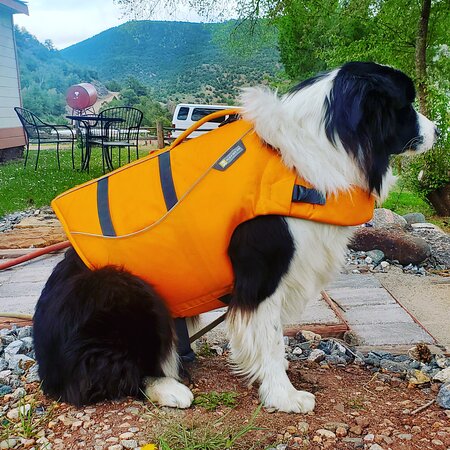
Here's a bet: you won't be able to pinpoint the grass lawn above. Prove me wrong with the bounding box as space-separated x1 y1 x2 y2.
0 146 448 232
382 187 449 232
0 143 154 217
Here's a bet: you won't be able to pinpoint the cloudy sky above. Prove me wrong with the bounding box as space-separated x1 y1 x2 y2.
14 0 204 49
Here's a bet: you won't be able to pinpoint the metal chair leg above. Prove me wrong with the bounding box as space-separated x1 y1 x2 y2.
34 142 40 171
23 142 30 168
71 140 75 169
56 142 61 170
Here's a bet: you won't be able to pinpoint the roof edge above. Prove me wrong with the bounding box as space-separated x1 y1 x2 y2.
0 0 29 15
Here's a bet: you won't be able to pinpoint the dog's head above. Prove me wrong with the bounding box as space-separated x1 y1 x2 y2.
241 62 438 196
320 62 437 194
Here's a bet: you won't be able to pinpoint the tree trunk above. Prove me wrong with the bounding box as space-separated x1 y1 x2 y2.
415 0 431 115
426 183 450 217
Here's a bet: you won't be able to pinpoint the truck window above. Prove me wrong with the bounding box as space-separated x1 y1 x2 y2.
177 107 190 120
191 108 226 123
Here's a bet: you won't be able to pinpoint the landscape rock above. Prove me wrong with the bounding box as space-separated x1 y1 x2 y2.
297 422 309 434
307 349 325 363
315 429 336 439
436 383 450 409
298 330 321 342
365 250 385 266
121 440 138 449
411 226 450 269
368 445 384 450
397 433 413 440
350 228 431 265
407 369 431 386
433 367 450 383
8 354 35 374
0 384 12 396
323 422 349 432
371 208 407 229
17 326 32 340
24 362 40 383
403 212 426 225
435 355 449 369
3 340 25 359
0 439 17 449
380 359 408 374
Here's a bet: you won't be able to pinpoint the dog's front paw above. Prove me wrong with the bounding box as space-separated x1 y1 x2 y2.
261 386 315 413
144 377 194 409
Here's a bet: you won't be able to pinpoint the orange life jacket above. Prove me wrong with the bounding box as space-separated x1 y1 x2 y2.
52 110 375 318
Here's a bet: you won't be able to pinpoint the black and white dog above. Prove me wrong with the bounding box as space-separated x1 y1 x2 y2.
33 62 437 413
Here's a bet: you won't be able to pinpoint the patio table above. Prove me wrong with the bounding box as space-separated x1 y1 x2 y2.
67 114 124 171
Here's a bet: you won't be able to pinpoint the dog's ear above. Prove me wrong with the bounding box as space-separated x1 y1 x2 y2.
325 62 416 195
327 62 415 136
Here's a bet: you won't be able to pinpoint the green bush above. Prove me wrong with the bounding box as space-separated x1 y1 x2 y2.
401 84 449 198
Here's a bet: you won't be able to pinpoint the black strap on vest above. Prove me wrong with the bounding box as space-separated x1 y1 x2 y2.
219 294 232 305
158 152 178 211
97 178 116 236
174 318 196 363
292 185 326 205
175 294 231 363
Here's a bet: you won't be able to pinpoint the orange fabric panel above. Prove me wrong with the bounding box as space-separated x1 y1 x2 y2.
52 117 375 317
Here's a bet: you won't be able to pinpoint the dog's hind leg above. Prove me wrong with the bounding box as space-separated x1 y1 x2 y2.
143 346 194 408
228 294 315 413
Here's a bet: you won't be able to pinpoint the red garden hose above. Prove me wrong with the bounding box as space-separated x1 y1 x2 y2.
0 240 71 271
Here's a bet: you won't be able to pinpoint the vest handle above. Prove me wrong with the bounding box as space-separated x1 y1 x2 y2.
170 108 242 148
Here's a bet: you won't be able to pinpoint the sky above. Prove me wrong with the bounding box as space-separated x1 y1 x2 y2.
13 0 205 50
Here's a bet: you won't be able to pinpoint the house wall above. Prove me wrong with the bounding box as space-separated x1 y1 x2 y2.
0 4 25 159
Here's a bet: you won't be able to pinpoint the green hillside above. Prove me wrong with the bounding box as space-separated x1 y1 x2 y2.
15 27 98 122
61 20 282 103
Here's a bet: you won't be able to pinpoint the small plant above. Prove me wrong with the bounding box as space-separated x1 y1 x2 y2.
157 406 262 450
346 395 366 410
193 391 238 411
0 393 57 443
0 417 14 443
196 341 215 357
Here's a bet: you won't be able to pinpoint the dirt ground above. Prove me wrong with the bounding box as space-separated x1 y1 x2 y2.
2 353 450 450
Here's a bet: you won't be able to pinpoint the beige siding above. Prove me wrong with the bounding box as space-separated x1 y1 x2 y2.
0 7 21 134
0 6 23 149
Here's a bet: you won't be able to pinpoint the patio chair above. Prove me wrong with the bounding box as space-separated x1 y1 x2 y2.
87 106 143 171
14 107 76 170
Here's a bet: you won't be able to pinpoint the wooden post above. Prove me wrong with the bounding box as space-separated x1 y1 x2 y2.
156 121 164 149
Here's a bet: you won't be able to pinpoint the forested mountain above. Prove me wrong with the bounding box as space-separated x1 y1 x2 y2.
15 20 281 122
61 20 281 103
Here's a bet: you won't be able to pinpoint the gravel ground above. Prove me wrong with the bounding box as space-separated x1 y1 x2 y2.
1 326 450 449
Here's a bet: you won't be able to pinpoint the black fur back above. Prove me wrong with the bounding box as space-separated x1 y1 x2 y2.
33 248 174 406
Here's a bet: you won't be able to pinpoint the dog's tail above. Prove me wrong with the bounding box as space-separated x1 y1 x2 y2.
33 248 175 406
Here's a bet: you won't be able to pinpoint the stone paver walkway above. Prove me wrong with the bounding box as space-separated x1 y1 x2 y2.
327 274 434 346
0 251 437 348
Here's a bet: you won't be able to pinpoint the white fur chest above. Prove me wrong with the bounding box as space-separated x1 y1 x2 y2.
281 218 354 320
